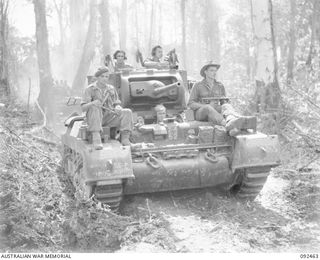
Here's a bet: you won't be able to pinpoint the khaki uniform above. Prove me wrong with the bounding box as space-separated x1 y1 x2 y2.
143 56 169 69
144 56 161 63
81 81 133 133
188 79 239 125
114 62 132 71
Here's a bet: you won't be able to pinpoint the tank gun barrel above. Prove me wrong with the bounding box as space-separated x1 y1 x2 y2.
153 82 180 96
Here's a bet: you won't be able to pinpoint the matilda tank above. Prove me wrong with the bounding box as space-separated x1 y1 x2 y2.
61 68 281 210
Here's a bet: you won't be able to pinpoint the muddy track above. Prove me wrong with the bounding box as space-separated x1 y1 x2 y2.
118 166 320 253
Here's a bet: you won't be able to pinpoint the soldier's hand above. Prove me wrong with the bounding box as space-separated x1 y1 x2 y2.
91 99 102 107
114 105 122 115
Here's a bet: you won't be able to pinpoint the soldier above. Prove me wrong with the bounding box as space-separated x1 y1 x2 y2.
143 45 169 69
188 62 256 136
113 50 133 71
81 67 133 149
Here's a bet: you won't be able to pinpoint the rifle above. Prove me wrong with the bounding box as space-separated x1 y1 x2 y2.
66 96 117 115
201 97 233 105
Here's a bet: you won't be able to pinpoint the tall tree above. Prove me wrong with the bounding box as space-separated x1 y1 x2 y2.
157 2 162 45
306 0 319 67
0 0 9 96
251 0 281 112
205 0 220 62
287 0 296 83
119 0 127 50
100 0 111 56
148 0 155 50
71 0 98 93
33 0 54 123
181 0 187 69
69 0 87 77
53 0 66 52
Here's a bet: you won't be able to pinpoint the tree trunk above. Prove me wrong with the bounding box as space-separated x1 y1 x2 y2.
245 37 251 80
134 2 140 47
33 0 54 124
69 0 86 80
287 0 296 83
53 0 65 52
0 0 9 97
189 0 200 73
100 0 111 56
205 0 220 62
71 0 98 93
306 0 318 67
119 0 127 50
157 2 162 45
251 0 281 112
249 0 257 80
181 0 187 69
148 0 155 50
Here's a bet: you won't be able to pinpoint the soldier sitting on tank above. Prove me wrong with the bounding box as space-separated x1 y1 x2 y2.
188 62 257 136
113 50 133 71
143 45 170 70
81 67 133 150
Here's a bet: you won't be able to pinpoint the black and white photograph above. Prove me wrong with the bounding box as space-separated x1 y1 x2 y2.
0 0 319 256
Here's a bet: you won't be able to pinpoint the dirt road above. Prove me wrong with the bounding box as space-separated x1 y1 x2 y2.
119 163 320 253
1 103 319 253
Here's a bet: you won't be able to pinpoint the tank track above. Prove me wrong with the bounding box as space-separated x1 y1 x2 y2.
231 166 272 200
62 146 123 211
93 180 123 211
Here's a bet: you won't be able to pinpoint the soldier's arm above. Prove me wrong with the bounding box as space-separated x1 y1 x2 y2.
81 87 100 112
112 86 122 106
143 61 160 69
188 83 203 110
220 83 226 97
143 57 167 69
219 83 230 105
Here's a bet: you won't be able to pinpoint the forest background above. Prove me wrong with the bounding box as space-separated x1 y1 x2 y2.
1 0 319 131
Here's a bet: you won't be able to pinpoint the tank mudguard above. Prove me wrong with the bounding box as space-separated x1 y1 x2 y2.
83 142 134 182
62 132 134 182
231 132 281 171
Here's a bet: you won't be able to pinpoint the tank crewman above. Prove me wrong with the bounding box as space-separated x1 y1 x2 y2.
143 45 169 69
113 50 133 71
188 62 257 136
81 67 133 149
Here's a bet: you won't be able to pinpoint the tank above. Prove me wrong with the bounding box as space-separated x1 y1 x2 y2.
61 68 281 210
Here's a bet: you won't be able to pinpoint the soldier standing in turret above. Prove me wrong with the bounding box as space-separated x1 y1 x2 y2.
143 45 169 69
188 62 256 136
113 50 133 71
81 67 133 149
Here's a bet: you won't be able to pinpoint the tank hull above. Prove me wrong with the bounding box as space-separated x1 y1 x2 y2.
125 154 232 194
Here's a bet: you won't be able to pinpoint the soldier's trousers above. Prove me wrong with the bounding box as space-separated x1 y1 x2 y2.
195 104 240 125
86 105 133 133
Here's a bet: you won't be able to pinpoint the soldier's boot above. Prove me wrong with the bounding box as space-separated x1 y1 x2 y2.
225 116 257 132
121 130 131 146
92 131 103 150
